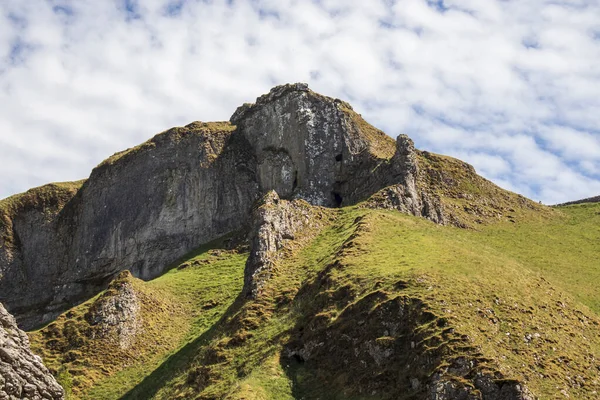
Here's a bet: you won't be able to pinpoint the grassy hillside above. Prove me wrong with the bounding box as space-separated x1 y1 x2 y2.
28 201 600 399
28 238 247 400
416 150 548 228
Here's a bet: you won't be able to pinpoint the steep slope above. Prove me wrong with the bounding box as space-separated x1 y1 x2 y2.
105 199 599 400
28 237 247 399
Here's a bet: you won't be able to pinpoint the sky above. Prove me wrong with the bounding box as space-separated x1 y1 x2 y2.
0 0 599 204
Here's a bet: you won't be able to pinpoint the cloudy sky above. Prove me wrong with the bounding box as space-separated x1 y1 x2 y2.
1 0 599 204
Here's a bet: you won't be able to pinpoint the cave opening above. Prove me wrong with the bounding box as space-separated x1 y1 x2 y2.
332 192 343 207
335 153 343 162
292 354 305 364
292 171 298 191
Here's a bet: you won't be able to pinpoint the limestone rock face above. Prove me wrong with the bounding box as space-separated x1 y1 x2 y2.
364 135 446 224
1 123 260 329
85 271 141 350
244 191 329 298
1 83 463 328
0 303 64 400
232 82 397 206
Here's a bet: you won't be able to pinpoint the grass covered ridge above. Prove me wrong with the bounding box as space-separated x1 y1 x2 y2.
94 121 235 172
0 180 85 249
416 150 550 228
27 200 600 399
0 180 85 219
216 205 600 399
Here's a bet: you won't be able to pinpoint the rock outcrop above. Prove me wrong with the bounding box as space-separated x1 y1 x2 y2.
363 135 446 224
429 359 535 400
231 82 397 206
0 303 64 399
0 83 536 329
244 191 329 298
284 282 534 400
85 271 141 350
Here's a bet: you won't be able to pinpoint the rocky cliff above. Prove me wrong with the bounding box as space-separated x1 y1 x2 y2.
0 303 64 399
0 83 540 330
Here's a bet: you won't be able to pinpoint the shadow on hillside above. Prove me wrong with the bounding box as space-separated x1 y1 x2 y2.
119 292 247 400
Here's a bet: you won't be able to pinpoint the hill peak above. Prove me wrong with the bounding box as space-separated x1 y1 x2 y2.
0 84 544 329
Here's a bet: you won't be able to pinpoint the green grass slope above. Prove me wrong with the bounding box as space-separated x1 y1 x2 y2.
224 204 600 400
28 239 247 400
27 201 600 399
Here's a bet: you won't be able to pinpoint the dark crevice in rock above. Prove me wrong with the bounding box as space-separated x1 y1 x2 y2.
332 192 343 208
292 171 298 191
292 354 305 364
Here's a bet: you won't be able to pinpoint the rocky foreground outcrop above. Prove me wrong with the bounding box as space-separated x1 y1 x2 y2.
85 271 142 350
0 303 64 399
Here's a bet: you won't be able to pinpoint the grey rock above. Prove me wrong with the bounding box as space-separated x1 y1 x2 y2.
473 375 535 400
429 360 536 400
429 376 535 400
363 135 446 224
85 271 141 350
0 303 64 399
233 83 397 207
0 83 472 329
244 191 328 298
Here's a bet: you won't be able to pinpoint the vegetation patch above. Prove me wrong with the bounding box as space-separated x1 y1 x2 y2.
0 180 84 249
416 150 551 227
28 239 247 400
94 121 235 172
337 103 396 160
27 198 600 399
144 204 600 399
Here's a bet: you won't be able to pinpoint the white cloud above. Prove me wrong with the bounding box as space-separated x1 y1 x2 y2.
0 0 599 204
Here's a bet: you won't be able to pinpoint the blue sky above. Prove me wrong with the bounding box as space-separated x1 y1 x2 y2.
1 0 599 204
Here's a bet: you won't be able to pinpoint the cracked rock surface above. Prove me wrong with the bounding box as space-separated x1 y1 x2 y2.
0 303 64 400
85 271 142 350
244 191 330 298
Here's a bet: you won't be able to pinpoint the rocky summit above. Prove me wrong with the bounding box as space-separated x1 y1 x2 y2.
0 83 446 330
1 84 599 400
